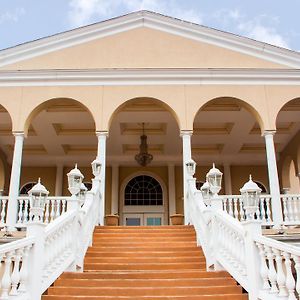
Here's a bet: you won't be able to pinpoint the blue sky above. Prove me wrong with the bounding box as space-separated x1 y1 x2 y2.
1 0 299 51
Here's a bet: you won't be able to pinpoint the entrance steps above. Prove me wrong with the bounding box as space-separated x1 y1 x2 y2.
42 225 247 299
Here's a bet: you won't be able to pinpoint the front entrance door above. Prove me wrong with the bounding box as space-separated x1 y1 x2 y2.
124 213 164 226
122 175 166 226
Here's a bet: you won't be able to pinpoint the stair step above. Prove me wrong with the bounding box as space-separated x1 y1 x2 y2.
46 286 243 296
54 278 236 287
85 251 203 257
43 294 248 299
86 246 200 252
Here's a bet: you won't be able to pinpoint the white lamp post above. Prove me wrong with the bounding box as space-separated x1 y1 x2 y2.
240 175 261 220
91 158 102 179
186 159 196 177
28 178 49 222
201 180 211 205
207 163 223 197
67 164 84 210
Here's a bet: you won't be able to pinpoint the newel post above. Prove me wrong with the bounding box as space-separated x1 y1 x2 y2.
26 179 49 300
240 176 263 299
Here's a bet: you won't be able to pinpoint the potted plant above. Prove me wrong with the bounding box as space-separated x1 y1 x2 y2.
170 214 184 225
105 213 119 226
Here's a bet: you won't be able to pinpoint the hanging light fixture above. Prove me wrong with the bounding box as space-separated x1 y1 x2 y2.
135 123 153 166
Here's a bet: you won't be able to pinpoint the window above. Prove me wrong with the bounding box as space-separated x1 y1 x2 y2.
19 182 37 195
124 175 163 206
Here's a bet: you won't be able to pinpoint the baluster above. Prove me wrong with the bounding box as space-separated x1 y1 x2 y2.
0 199 7 224
260 197 266 222
233 198 239 220
50 199 55 222
10 249 22 295
265 245 279 293
282 251 297 300
1 251 13 299
293 196 299 221
23 199 29 223
55 199 61 218
283 196 289 222
44 199 50 223
265 197 272 223
287 196 295 221
240 198 246 220
256 243 270 290
238 238 246 275
292 255 300 298
62 199 66 213
273 248 288 297
228 198 234 217
19 245 31 293
17 199 23 223
255 199 261 221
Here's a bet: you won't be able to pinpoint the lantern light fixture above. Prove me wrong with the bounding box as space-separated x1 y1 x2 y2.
67 164 84 197
240 175 262 220
206 163 223 196
200 180 211 205
28 178 49 222
79 183 88 205
186 159 196 177
91 158 102 178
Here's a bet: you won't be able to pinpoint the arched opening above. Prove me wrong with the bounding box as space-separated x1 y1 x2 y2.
21 98 97 196
108 97 180 224
19 182 37 195
192 97 268 194
276 97 300 192
0 105 13 195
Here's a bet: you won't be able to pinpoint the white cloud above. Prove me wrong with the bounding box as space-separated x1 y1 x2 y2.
238 19 289 48
68 0 202 27
0 7 25 24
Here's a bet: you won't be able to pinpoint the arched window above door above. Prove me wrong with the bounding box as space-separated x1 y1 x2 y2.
124 175 163 206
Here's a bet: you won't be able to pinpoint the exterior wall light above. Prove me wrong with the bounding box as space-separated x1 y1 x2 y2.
240 175 261 220
91 158 102 179
207 163 223 196
28 178 49 222
67 164 84 197
186 159 196 177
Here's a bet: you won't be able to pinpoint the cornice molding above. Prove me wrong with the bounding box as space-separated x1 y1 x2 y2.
0 68 300 86
0 11 300 68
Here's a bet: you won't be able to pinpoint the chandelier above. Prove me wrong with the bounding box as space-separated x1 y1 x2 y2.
135 123 153 166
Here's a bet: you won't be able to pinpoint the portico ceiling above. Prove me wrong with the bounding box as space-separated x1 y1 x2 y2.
0 97 299 167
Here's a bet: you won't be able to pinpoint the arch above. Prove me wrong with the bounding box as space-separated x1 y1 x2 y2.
19 181 37 195
253 180 268 194
23 97 97 135
289 160 299 193
124 175 163 206
107 97 181 131
192 96 265 133
282 156 293 188
275 97 300 129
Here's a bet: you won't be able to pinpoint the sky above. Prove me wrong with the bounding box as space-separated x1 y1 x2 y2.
0 0 299 52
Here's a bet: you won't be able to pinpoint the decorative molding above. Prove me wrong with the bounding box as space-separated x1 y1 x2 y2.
1 68 300 86
194 122 234 135
0 11 300 68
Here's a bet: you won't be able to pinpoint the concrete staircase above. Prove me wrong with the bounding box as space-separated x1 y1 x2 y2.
43 225 247 299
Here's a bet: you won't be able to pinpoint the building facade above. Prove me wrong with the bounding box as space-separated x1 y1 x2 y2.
0 11 300 226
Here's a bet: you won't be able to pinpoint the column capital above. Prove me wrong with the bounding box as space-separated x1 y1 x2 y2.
96 131 109 138
263 130 276 137
12 131 25 138
180 130 193 137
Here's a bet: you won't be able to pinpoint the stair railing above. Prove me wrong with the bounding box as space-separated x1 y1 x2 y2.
186 162 300 300
0 167 102 300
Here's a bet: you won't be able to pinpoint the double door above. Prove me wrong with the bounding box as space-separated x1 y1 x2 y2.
123 213 164 226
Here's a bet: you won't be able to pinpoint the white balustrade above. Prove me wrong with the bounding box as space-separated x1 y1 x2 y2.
281 194 300 224
255 236 300 300
0 196 8 225
0 237 34 299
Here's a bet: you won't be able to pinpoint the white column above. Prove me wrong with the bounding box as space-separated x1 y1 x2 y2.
168 164 176 219
264 131 283 227
181 130 192 225
97 131 108 225
111 164 119 215
223 164 232 195
7 132 24 229
55 164 63 196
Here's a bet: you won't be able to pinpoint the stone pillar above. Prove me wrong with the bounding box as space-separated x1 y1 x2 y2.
7 132 24 229
264 131 283 227
181 130 192 225
111 164 119 215
168 164 176 220
96 131 108 225
55 164 63 196
223 164 232 195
